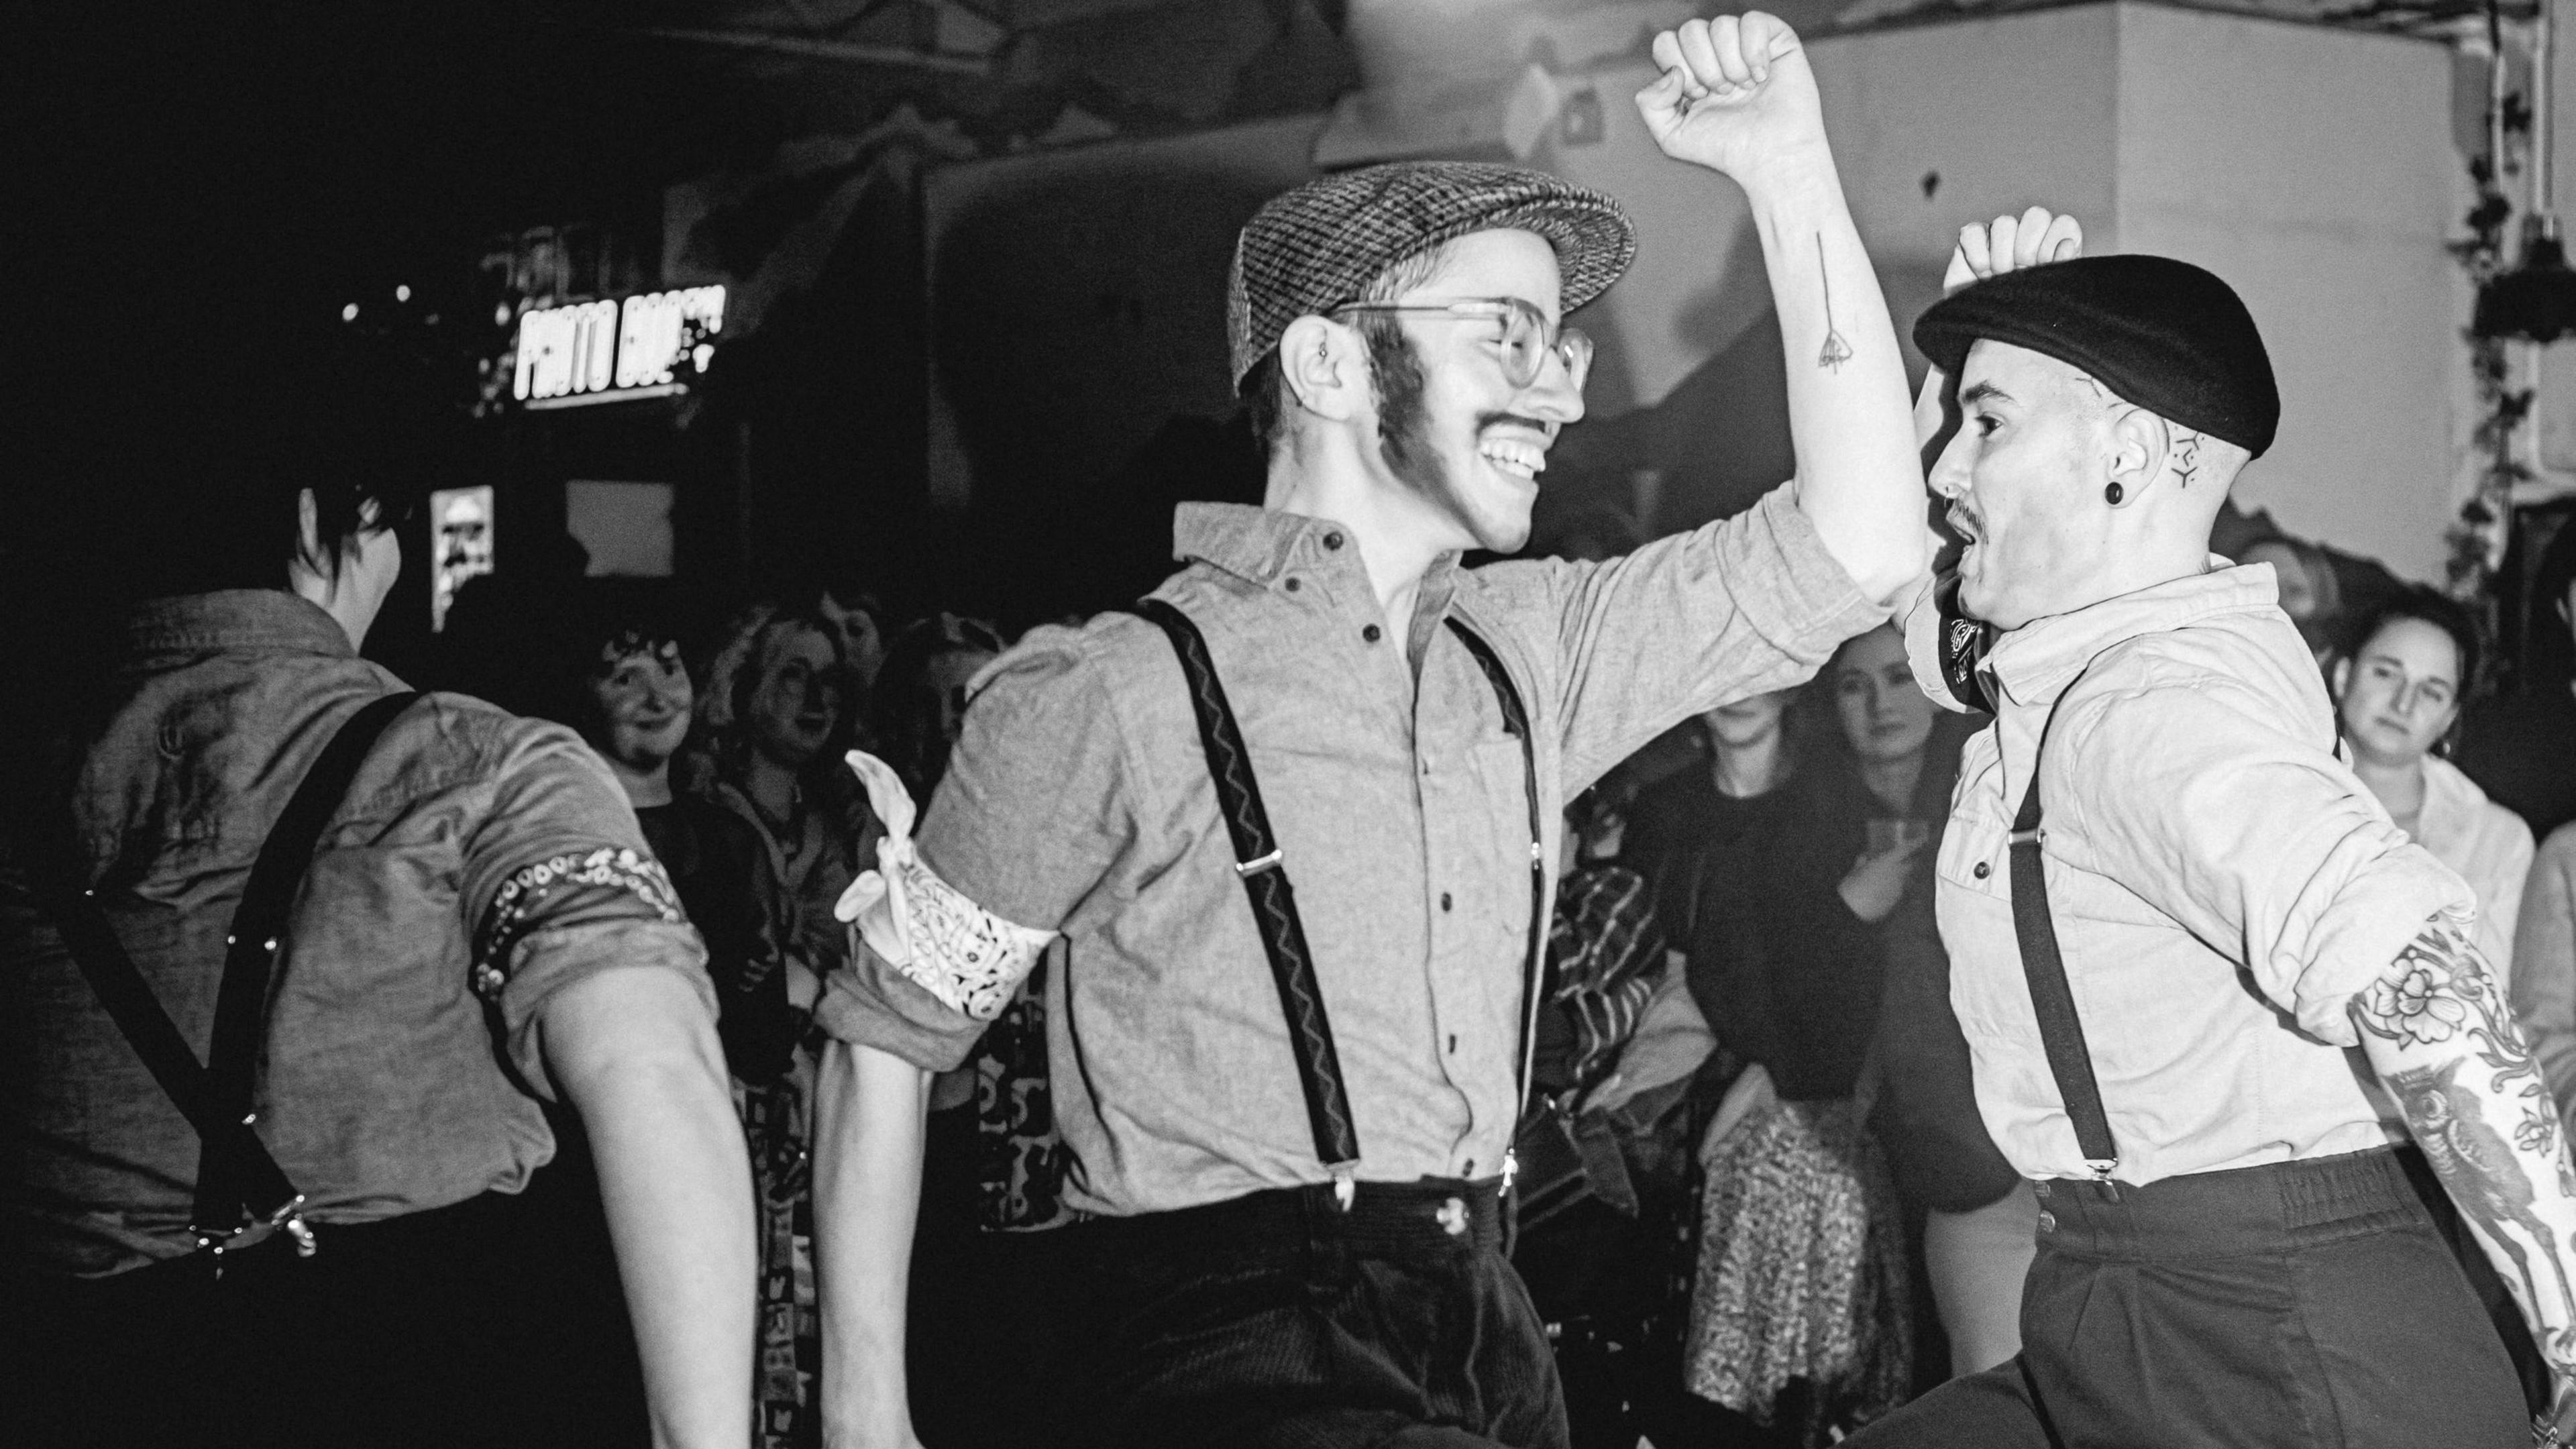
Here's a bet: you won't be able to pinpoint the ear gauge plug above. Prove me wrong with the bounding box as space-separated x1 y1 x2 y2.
2105 482 2124 506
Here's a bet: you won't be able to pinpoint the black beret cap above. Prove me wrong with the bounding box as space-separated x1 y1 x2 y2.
1913 254 2279 457
1228 161 1636 390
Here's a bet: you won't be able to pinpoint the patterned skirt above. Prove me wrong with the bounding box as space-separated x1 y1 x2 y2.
740 1069 820 1449
1684 1095 1912 1444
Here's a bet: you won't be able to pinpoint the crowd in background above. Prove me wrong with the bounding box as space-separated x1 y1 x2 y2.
6 329 2576 1449
341 486 2576 1449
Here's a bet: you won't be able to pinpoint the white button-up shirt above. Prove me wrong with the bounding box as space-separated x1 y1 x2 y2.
1902 563 2476 1186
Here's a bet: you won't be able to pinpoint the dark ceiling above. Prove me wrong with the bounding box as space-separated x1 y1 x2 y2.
12 0 1357 339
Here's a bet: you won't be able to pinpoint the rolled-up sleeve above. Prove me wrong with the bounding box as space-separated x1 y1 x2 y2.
811 631 1132 1072
1526 483 1888 790
2057 680 2477 1046
460 724 717 1097
2514 826 2576 1123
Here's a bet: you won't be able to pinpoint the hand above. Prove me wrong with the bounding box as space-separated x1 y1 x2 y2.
1838 835 1927 923
1943 206 2083 293
2540 1360 2576 1448
1635 13 1826 186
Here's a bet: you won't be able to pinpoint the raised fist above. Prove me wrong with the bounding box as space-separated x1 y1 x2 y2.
1635 13 1826 185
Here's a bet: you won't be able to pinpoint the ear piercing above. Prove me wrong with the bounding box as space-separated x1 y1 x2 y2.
2104 482 2124 506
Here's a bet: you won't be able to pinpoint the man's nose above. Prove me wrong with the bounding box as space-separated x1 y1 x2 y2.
1521 353 1585 425
1928 433 1972 499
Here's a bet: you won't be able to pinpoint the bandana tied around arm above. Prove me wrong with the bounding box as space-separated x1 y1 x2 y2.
833 751 1053 1022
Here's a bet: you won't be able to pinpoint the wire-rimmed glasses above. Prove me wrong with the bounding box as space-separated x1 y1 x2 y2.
1330 297 1592 390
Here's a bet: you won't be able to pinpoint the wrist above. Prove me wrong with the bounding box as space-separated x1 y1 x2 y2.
1731 140 1843 209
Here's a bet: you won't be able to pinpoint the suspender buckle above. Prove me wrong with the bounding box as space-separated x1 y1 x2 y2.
2084 1159 2120 1199
2008 826 2044 847
1329 1164 1357 1212
1234 848 1283 878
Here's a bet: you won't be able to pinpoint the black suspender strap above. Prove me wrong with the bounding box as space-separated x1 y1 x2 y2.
1136 600 1364 1205
36 690 421 1263
2006 710 2120 1185
1440 620 1547 1126
1136 602 1546 1213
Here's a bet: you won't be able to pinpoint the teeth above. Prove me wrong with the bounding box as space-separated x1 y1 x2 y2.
1479 439 1545 479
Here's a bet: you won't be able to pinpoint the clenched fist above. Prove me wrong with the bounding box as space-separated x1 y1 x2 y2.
1635 13 1829 187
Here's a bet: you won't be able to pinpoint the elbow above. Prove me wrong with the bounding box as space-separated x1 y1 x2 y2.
541 967 733 1114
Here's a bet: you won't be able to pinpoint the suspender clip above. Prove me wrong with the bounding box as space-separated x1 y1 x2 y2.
2084 1159 2120 1199
1329 1164 1357 1212
1234 848 1283 878
2008 826 2044 847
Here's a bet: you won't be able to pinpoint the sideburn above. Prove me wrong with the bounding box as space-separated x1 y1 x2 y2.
1361 317 1485 539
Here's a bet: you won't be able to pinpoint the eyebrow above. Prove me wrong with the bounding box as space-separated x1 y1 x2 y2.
1959 382 2014 408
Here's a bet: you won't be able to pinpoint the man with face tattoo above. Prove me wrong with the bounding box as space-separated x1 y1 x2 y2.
1841 212 2576 1448
804 13 1929 1448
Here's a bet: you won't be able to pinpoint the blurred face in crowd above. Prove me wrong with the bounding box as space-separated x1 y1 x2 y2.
2243 540 2318 621
899 644 996 794
1702 686 1793 754
1366 229 1585 555
2334 616 2462 770
586 637 693 773
1832 625 1935 765
747 624 844 771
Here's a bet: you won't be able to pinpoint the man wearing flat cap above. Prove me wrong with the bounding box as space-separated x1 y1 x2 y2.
1846 212 2576 1447
803 12 1927 1448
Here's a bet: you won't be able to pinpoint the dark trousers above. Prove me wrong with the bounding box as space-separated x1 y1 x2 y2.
1847 1146 2528 1449
1 1165 643 1449
1067 1178 1568 1449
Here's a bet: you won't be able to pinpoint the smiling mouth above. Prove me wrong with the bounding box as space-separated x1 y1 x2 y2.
1478 435 1548 482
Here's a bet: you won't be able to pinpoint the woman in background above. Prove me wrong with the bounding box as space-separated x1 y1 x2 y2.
1681 625 2012 1442
2332 588 2533 986
1622 685 1803 947
690 598 883 1449
550 594 810 1444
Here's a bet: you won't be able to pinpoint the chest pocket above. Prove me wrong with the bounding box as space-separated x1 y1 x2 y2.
1937 763 2009 904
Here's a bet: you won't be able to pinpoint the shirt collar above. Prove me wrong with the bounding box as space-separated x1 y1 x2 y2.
1985 559 2277 710
1173 502 1452 590
121 590 358 660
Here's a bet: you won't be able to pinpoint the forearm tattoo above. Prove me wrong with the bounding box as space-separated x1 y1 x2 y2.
1815 234 1852 373
2357 922 2576 1354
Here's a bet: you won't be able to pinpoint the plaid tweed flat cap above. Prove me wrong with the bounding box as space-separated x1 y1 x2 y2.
1226 161 1637 390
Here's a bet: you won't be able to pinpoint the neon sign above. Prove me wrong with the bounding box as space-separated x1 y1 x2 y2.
512 285 725 409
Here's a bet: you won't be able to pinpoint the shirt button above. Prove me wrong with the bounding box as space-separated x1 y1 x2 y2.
1324 531 1344 550
1440 892 1454 912
1974 861 1991 879
2037 1210 2056 1233
1362 624 1382 643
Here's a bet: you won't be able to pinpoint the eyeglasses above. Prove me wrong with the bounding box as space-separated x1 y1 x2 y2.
1330 297 1592 391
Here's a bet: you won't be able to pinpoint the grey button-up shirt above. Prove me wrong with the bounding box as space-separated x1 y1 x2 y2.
1 592 714 1275
821 484 1878 1216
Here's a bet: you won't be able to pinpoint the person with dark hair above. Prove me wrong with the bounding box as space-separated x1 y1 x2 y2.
552 597 834 1448
865 613 1006 806
1849 211 2573 1448
0 413 755 1444
2462 516 2576 841
2333 588 2532 984
809 14 1927 1446
2505 522 2576 1143
1622 685 1803 949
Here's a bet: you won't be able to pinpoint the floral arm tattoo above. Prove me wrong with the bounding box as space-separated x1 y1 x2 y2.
2354 919 2576 1383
